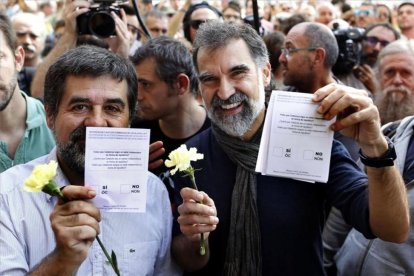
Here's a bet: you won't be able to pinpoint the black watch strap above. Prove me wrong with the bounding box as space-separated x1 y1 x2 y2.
359 137 397 168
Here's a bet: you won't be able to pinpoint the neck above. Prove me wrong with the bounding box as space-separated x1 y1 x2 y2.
403 27 414 39
159 98 206 139
241 108 265 141
24 57 40 67
309 71 336 93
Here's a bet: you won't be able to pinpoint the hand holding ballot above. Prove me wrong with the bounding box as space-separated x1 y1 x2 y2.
312 83 389 157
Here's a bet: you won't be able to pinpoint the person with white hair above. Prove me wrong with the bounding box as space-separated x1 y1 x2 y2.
11 12 46 67
315 1 338 25
375 39 414 124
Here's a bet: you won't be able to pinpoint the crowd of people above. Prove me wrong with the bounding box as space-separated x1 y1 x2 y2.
1 0 414 275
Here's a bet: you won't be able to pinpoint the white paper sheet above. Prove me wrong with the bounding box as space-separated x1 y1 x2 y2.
85 127 150 212
256 91 335 183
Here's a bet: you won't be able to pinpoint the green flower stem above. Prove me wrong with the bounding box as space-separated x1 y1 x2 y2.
188 170 206 256
96 235 120 276
44 182 120 275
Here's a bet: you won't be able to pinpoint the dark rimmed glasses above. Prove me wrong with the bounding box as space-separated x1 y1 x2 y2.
281 47 317 58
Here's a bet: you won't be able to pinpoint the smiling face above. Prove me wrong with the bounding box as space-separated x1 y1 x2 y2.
196 39 270 138
47 75 130 174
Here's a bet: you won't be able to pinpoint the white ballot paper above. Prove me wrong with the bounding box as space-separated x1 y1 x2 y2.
256 91 336 183
85 127 150 212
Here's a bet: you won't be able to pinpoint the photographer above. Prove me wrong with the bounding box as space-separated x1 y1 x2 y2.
334 23 399 95
30 0 132 99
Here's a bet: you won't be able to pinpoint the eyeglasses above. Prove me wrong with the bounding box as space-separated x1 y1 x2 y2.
281 47 317 57
364 36 390 48
190 19 210 30
354 10 374 17
377 12 390 18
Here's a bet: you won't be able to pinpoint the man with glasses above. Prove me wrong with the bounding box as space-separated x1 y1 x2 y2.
324 39 414 276
354 2 376 29
182 1 222 45
171 21 409 276
351 23 400 94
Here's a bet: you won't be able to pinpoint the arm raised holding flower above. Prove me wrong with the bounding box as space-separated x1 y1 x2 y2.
166 145 219 271
29 185 101 275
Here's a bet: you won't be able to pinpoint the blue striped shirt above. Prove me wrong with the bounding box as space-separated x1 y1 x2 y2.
0 148 181 275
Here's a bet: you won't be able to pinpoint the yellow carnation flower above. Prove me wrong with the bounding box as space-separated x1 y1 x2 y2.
24 161 58 192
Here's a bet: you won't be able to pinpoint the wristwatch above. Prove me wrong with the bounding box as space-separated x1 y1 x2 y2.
359 137 396 168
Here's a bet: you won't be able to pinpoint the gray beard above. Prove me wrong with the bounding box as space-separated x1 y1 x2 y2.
55 126 86 174
375 85 414 125
207 91 264 137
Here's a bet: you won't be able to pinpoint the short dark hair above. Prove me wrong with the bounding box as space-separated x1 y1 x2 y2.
302 22 339 69
193 21 269 71
0 12 16 51
130 36 199 96
263 31 285 73
364 23 400 40
44 45 138 121
182 1 222 42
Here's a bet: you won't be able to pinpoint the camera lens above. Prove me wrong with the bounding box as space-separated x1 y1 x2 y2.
89 11 115 38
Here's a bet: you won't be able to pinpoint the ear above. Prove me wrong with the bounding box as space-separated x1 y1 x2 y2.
14 46 25 72
314 48 326 67
175 73 190 95
45 105 54 129
262 62 272 86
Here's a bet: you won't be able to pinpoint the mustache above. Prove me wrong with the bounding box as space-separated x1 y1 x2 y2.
22 43 36 53
211 91 248 108
69 126 87 144
382 85 410 98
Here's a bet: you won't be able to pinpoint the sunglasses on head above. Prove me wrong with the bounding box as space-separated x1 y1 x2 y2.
190 19 210 29
364 36 390 48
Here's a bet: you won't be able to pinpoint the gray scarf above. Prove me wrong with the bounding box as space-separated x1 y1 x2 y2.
212 124 262 276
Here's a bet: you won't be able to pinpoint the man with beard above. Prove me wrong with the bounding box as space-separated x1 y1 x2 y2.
30 0 132 99
0 45 180 275
11 12 46 96
336 23 399 95
375 39 414 125
171 21 409 275
0 13 54 173
323 40 414 276
352 23 399 94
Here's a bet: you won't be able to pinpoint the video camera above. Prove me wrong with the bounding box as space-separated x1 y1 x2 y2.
77 0 124 38
332 24 364 75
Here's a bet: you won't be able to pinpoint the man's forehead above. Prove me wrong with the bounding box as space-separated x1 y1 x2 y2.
196 39 254 71
13 22 43 37
367 27 395 41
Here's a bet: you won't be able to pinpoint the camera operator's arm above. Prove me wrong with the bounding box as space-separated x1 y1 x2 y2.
167 0 192 38
31 0 90 99
353 64 377 95
106 9 130 58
